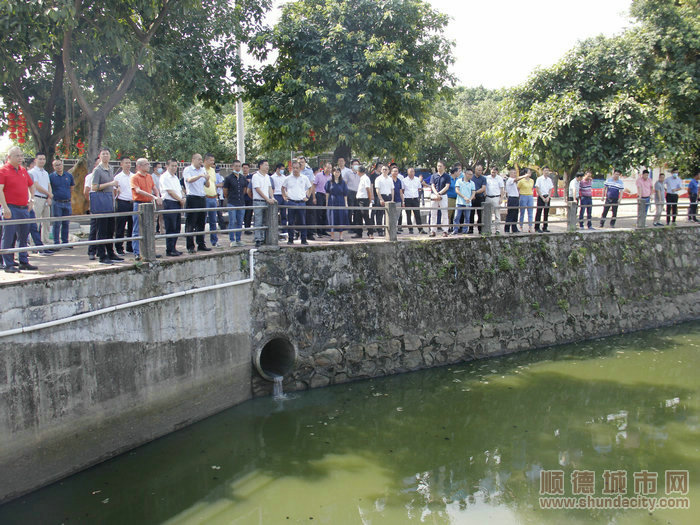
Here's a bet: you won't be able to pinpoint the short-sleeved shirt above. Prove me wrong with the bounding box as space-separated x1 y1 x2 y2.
579 179 593 198
160 172 183 201
204 167 218 198
517 177 534 196
251 171 272 200
604 177 624 200
375 174 394 196
183 165 207 197
688 178 698 196
49 171 75 201
654 180 665 201
28 166 50 197
505 177 520 198
131 171 156 202
356 174 373 200
485 175 504 197
223 172 248 206
402 176 422 199
535 175 554 197
636 177 653 198
343 168 360 192
446 176 458 199
471 174 487 196
270 173 287 195
114 171 134 201
0 163 33 206
313 171 331 194
91 164 114 194
432 172 452 193
455 178 475 205
568 179 580 199
282 174 312 201
665 175 683 194
392 177 403 203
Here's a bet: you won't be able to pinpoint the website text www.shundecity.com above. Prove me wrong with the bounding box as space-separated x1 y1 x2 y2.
538 469 690 511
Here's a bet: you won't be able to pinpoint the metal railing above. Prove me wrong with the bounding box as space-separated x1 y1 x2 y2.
1 197 696 265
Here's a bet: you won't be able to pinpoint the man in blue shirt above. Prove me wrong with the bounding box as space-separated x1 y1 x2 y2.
223 159 248 246
688 170 699 223
454 168 475 234
49 158 75 247
468 164 487 234
664 167 683 225
599 169 626 228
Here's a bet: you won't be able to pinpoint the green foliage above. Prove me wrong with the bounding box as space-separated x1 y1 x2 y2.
414 87 510 168
0 0 270 160
245 0 454 159
498 34 658 176
497 256 513 272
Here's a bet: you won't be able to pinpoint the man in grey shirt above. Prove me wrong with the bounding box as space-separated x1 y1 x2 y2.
653 173 666 226
91 148 122 264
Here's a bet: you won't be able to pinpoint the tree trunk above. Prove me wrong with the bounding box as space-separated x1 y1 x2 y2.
333 142 352 164
442 133 468 167
86 115 106 167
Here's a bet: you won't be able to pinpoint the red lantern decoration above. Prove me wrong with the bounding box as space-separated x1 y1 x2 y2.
7 113 15 120
18 137 25 144
9 133 17 140
38 121 43 129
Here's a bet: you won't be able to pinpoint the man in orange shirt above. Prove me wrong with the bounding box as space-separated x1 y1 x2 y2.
130 158 162 261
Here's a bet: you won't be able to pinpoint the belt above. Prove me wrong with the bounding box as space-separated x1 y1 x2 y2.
487 195 500 198
55 199 71 203
9 204 28 209
290 199 304 203
35 195 47 199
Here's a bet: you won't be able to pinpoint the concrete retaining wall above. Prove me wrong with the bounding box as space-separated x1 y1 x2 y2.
250 228 700 396
1 227 698 502
0 253 253 502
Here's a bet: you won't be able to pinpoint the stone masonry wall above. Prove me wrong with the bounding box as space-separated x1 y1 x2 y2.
250 228 700 396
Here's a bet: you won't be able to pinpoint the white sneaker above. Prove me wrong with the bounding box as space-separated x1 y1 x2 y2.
229 241 236 247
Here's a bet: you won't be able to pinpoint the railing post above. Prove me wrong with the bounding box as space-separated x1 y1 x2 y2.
265 201 279 246
386 201 398 241
482 201 493 234
139 202 157 262
636 198 646 229
567 201 578 232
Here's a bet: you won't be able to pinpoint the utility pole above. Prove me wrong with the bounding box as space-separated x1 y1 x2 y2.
235 43 246 163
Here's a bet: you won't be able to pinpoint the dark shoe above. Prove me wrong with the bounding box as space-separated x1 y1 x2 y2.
65 245 74 250
98 258 113 265
89 254 96 261
18 262 38 270
116 250 125 255
109 254 124 261
287 240 294 245
301 240 309 245
542 228 549 232
4 266 20 273
408 230 414 234
535 228 542 233
174 250 183 255
244 231 253 236
198 246 212 252
166 251 180 256
187 249 196 254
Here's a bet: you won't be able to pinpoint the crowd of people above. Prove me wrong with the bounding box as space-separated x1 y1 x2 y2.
1 145 698 273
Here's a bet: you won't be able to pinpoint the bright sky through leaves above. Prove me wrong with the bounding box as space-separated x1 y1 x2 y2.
258 0 633 89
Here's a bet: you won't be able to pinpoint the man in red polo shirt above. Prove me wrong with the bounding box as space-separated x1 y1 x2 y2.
0 146 38 273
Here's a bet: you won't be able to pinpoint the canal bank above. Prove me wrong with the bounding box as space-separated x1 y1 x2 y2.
0 227 698 502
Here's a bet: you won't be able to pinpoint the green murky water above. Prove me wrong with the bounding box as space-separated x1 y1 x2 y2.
1 322 699 524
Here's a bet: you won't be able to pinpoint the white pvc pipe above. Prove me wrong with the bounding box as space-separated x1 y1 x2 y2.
0 249 257 338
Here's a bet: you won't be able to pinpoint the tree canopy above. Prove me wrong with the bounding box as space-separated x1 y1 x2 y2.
245 0 454 161
497 0 700 177
0 0 270 162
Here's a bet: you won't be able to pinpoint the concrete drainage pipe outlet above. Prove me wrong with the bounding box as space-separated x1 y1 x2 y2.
255 337 297 381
